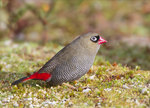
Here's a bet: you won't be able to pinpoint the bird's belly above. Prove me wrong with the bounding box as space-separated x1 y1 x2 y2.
50 57 94 85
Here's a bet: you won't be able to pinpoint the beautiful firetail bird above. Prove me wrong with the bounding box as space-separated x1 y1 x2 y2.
11 32 107 85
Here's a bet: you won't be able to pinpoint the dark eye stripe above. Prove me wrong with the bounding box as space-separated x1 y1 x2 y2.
90 35 99 43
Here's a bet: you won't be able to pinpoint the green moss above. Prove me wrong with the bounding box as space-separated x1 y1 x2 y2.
106 61 111 67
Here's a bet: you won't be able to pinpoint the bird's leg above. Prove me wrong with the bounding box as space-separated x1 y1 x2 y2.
63 83 77 90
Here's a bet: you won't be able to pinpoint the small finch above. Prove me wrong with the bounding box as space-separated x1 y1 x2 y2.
11 32 107 85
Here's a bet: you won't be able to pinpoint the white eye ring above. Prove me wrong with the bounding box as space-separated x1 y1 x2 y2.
90 36 97 42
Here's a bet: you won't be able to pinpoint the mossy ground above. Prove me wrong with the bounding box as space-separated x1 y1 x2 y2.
0 40 150 107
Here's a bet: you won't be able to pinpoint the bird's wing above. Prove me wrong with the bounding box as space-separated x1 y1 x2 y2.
38 44 76 73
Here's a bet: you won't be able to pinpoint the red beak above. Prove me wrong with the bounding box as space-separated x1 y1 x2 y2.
98 36 107 44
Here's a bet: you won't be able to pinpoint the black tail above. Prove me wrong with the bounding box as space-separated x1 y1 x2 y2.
11 76 29 85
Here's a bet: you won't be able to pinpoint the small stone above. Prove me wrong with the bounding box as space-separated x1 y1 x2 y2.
135 99 140 105
3 98 9 103
49 101 57 105
104 88 112 91
123 85 130 89
44 104 48 106
27 98 32 101
42 100 57 105
68 102 73 107
141 88 147 94
13 102 19 107
89 75 95 80
29 104 34 108
139 85 142 88
36 84 40 87
7 95 14 100
83 88 91 93
5 64 11 68
84 103 88 106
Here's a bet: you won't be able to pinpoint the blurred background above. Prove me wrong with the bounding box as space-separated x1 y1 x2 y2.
0 0 150 70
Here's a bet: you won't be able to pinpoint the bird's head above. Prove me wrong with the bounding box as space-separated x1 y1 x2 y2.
89 34 107 45
73 32 107 54
78 32 107 46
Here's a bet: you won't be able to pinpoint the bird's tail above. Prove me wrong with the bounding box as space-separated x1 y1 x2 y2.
11 76 30 85
11 71 52 85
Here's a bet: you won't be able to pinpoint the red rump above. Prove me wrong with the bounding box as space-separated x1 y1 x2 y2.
22 68 51 82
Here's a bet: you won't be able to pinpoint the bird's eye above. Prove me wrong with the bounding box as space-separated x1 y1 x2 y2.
90 36 98 42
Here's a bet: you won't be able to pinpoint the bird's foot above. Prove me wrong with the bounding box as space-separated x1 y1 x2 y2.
63 83 77 90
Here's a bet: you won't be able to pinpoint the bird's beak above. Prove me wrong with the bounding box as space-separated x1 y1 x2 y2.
98 36 107 44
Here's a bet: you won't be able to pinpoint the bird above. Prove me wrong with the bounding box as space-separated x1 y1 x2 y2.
11 32 107 86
